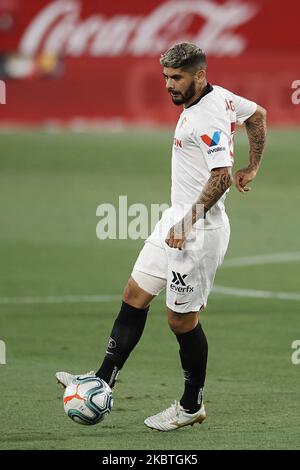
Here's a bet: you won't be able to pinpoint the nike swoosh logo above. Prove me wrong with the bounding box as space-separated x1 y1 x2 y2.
174 301 189 305
170 415 205 428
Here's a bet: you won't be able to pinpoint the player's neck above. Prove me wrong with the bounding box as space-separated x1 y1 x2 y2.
184 81 208 109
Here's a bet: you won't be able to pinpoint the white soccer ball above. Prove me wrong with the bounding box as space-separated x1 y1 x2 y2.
63 375 113 425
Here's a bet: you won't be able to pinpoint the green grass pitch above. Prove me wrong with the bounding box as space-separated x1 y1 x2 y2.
0 129 299 450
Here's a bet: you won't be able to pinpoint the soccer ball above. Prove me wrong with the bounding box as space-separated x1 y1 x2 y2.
63 375 113 425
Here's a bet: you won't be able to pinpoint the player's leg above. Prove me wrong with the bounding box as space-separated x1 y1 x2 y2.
164 223 230 412
94 277 155 388
55 277 154 389
95 241 167 387
144 307 207 431
167 307 207 414
56 241 167 389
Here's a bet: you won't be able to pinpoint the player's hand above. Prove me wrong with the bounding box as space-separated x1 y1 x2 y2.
234 166 258 193
165 220 190 250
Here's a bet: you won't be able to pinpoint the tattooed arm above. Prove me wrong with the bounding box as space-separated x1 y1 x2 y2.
166 166 233 250
235 104 267 193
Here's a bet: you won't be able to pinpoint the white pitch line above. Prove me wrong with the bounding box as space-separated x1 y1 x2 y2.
1 288 298 305
0 252 299 305
212 285 300 301
222 252 300 268
0 294 120 305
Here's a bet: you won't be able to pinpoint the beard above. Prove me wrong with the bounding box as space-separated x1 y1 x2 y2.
170 81 196 106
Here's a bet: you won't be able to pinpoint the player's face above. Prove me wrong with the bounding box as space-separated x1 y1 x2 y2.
163 67 198 106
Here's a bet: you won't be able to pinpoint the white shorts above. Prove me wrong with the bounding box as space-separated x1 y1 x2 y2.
131 220 230 314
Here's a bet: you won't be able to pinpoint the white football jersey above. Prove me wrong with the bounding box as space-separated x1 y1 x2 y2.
148 84 257 245
170 84 257 229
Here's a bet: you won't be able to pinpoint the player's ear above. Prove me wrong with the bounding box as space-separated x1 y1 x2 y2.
197 69 206 82
194 69 205 84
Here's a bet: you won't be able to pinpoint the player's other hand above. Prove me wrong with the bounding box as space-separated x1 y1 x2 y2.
234 165 257 193
165 220 188 250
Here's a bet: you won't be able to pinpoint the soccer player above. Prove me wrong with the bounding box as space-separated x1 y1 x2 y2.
56 43 267 431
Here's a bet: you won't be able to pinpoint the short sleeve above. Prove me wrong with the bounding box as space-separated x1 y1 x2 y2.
231 93 257 125
192 126 233 171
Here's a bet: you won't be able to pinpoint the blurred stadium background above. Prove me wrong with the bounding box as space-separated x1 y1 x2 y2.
0 0 299 450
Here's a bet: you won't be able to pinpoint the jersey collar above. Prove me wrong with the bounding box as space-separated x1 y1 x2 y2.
185 83 213 109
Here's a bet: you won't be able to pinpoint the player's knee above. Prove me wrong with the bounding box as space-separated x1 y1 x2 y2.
167 310 198 335
122 279 142 306
122 277 152 309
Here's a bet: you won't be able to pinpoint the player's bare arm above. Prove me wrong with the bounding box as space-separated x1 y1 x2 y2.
166 166 233 250
235 104 267 193
196 166 233 215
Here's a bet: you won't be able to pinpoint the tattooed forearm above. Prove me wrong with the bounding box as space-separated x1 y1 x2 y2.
245 105 267 170
166 167 232 248
189 167 233 225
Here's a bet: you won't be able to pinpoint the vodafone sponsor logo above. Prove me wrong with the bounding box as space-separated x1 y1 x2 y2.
207 146 226 154
19 0 258 58
201 130 226 154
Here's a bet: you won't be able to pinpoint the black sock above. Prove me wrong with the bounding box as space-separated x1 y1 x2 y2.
95 301 149 387
176 323 208 413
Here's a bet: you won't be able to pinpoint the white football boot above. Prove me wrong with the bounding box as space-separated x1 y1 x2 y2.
55 370 95 388
144 400 206 431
